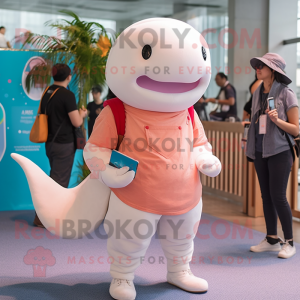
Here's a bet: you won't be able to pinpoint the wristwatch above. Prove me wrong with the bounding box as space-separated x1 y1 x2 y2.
215 99 219 104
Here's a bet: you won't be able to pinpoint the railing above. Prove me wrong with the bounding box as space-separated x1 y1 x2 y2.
201 121 300 218
201 121 245 203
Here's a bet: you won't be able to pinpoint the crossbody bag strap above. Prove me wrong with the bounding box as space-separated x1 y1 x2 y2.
46 87 67 153
38 86 51 114
284 132 295 162
48 117 68 153
45 87 60 115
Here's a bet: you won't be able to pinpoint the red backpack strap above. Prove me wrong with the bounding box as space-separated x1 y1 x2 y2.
188 106 194 124
103 98 125 150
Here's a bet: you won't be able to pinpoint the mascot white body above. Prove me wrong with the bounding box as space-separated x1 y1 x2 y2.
12 18 221 300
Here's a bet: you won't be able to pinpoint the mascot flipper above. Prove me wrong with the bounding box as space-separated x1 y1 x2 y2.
11 153 110 238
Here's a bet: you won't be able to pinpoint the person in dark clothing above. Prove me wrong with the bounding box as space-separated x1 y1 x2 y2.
205 72 238 121
33 63 87 227
243 74 262 122
87 86 104 137
106 88 116 100
194 96 209 121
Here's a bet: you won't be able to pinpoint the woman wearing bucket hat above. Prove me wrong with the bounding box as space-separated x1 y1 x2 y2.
246 53 299 259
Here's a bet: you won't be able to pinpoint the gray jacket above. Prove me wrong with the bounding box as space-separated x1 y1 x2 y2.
246 80 298 160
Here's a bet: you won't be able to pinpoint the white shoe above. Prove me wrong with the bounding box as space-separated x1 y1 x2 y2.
250 238 282 252
278 241 296 259
167 269 208 293
109 278 136 300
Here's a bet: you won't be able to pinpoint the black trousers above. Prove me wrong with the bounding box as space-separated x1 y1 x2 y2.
45 142 75 188
254 150 293 240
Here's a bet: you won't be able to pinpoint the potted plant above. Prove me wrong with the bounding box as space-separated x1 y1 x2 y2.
23 10 115 183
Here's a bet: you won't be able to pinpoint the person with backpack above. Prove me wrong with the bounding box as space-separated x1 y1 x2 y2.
246 53 299 259
33 63 87 227
17 18 221 299
83 19 222 300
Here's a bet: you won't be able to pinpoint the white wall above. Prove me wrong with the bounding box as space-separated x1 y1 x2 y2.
228 0 269 119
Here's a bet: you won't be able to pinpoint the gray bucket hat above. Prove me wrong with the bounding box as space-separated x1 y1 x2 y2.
250 53 292 85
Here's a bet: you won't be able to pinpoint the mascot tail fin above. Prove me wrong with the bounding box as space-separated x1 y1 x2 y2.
11 153 111 239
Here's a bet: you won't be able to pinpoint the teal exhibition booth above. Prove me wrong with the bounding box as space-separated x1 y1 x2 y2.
0 49 84 211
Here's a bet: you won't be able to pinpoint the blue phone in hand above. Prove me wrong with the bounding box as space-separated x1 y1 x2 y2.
109 150 139 175
268 97 275 110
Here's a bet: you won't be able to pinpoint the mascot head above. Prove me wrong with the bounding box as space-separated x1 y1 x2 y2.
106 18 211 112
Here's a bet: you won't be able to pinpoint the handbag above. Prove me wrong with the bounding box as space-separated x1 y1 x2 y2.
29 86 60 143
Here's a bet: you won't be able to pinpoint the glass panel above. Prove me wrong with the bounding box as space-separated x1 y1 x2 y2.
172 7 228 99
0 8 116 48
0 8 115 99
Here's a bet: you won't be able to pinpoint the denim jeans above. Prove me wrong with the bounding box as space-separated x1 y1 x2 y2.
254 150 293 240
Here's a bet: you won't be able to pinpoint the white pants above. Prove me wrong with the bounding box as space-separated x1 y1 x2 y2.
104 192 203 280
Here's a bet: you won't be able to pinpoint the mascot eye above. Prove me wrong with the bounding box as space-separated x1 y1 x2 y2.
142 45 152 60
202 46 207 61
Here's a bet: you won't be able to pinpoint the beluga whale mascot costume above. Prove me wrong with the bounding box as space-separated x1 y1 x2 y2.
12 18 221 300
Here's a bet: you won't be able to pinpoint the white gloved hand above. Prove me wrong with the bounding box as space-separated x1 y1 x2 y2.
101 164 135 188
196 153 222 177
83 144 135 188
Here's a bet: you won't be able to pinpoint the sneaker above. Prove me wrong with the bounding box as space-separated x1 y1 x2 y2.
109 278 136 300
278 242 296 259
167 269 208 293
250 237 282 252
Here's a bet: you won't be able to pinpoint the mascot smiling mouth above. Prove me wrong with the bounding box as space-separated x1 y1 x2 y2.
136 75 201 93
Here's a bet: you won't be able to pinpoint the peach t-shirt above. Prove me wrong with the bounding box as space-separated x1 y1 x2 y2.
88 103 208 215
